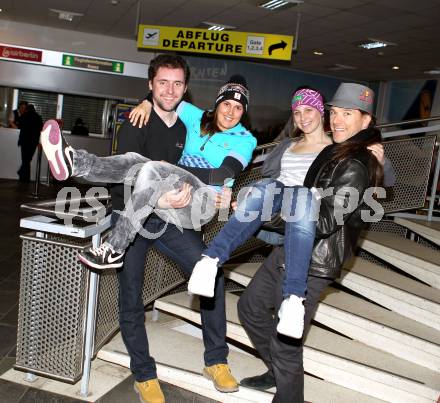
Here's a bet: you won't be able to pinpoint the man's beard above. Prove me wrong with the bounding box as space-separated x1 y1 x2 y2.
154 98 179 113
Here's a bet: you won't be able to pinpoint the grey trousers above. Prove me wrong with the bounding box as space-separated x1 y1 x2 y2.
73 150 217 252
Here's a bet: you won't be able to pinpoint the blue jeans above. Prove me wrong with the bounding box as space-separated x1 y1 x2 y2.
256 229 284 245
115 214 228 382
204 178 318 298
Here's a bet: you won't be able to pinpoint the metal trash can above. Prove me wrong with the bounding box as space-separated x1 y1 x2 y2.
17 231 91 382
14 196 188 396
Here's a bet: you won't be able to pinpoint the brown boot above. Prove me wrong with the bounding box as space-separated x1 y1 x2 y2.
134 378 165 403
203 363 239 393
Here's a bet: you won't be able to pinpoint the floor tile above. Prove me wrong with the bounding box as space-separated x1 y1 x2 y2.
18 387 83 402
0 357 16 376
0 379 27 403
1 305 19 327
0 325 17 358
0 293 19 316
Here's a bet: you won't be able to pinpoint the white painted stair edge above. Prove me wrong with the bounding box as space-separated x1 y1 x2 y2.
338 268 440 331
154 298 440 403
359 235 440 289
394 217 440 246
314 303 440 371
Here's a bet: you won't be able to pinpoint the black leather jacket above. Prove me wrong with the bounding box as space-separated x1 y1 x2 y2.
261 128 383 280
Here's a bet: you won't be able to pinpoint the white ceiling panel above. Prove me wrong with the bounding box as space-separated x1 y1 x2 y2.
0 0 439 80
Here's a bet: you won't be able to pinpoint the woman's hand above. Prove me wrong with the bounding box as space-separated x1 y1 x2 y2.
129 100 152 128
367 143 385 166
157 183 192 209
214 187 232 209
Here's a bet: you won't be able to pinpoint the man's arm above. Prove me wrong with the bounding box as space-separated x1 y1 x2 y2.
315 159 370 237
8 111 18 129
178 156 244 186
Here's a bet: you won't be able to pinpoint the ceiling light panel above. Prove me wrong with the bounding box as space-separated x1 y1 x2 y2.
357 38 397 50
201 22 236 31
259 0 303 11
50 8 84 22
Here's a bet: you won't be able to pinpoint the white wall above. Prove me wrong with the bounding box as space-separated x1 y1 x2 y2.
0 19 154 65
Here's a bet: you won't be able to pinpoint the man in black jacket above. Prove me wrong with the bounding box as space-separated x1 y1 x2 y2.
238 83 384 402
112 54 237 403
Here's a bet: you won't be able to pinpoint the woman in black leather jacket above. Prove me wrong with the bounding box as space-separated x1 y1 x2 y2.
238 83 387 403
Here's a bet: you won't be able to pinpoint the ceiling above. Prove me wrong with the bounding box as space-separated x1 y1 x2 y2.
1 0 440 81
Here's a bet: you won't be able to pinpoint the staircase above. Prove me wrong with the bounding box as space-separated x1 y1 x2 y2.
152 290 440 403
96 223 440 402
96 224 440 402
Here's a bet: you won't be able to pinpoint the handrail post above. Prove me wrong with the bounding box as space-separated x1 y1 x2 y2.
428 142 440 221
31 144 43 199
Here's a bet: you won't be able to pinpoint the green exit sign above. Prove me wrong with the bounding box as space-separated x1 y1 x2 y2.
62 54 124 74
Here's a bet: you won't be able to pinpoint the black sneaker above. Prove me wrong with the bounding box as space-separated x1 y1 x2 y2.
40 119 74 180
78 242 124 270
240 371 275 391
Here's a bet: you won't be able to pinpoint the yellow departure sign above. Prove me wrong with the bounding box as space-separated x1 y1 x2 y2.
137 24 293 62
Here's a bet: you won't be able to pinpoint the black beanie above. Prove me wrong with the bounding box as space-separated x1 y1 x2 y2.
214 74 250 111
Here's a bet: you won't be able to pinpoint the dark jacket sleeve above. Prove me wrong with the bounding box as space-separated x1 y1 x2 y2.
315 158 370 238
178 156 244 185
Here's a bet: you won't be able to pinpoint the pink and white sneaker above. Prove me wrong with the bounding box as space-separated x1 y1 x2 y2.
40 119 74 180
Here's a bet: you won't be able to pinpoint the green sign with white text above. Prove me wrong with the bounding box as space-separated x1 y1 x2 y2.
62 54 124 74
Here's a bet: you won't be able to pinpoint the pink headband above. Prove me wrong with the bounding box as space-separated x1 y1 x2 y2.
291 88 324 116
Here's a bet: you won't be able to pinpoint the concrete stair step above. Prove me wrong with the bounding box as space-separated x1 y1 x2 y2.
339 257 440 331
359 231 440 288
394 217 440 246
154 292 440 403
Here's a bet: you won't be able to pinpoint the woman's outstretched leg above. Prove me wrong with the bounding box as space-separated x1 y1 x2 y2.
276 186 319 339
40 119 148 182
78 161 212 271
188 178 285 297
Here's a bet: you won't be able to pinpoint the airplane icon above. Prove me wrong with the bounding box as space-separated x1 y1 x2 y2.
145 32 157 39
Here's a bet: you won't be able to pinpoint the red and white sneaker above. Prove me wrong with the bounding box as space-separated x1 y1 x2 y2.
40 119 74 180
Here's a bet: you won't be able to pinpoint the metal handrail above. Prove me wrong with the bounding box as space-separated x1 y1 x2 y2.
21 195 112 223
255 116 440 152
377 114 440 129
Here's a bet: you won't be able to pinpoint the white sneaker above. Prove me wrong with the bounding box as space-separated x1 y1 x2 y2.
187 255 219 298
276 295 305 339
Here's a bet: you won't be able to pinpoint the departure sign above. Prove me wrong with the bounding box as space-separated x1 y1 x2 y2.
137 24 293 62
